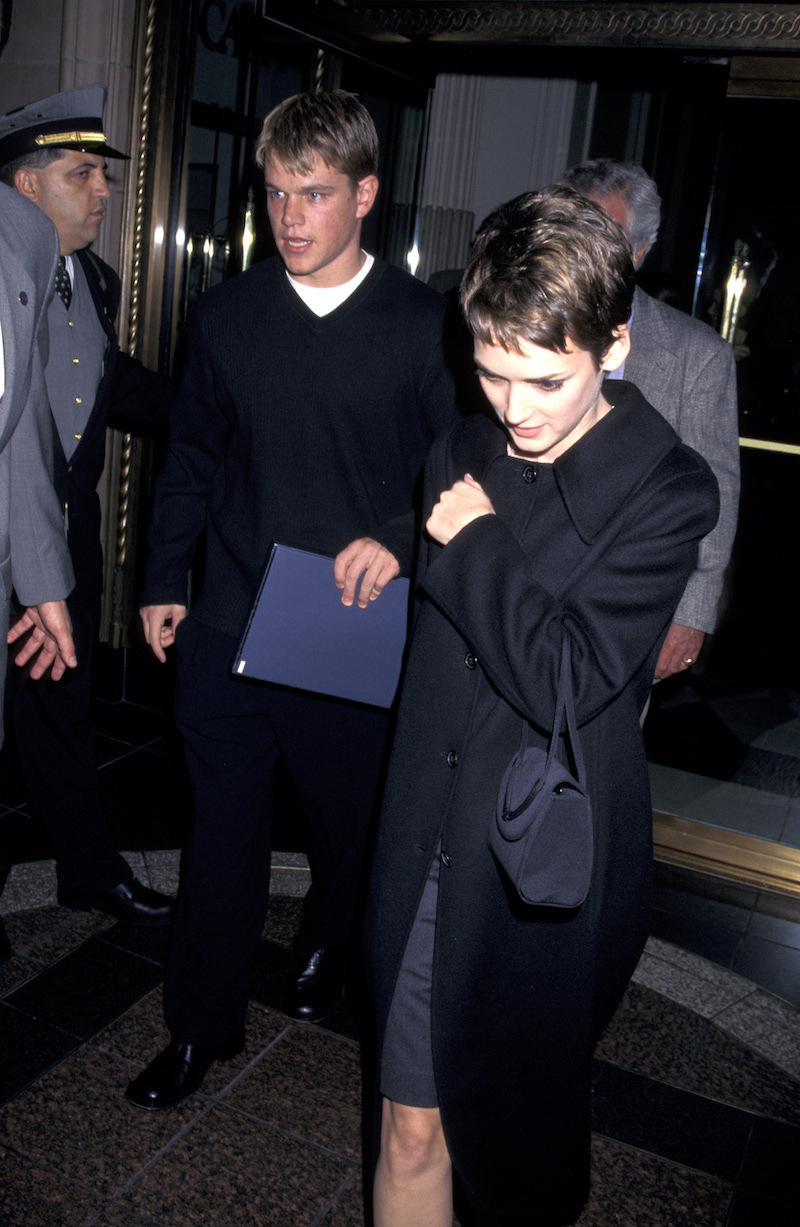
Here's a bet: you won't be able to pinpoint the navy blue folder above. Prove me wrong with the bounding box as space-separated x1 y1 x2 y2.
232 544 411 708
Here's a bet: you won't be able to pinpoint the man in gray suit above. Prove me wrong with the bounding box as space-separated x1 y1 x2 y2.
0 181 77 958
560 159 740 679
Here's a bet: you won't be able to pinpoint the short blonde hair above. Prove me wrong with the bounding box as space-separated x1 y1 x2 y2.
255 90 378 186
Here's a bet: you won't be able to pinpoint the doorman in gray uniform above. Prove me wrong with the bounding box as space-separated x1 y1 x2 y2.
0 86 175 925
0 183 77 961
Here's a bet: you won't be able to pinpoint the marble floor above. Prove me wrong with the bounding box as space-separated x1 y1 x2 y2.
1 869 799 1226
1 647 800 1224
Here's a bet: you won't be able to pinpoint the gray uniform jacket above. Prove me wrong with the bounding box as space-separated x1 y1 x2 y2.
0 185 74 742
625 286 740 633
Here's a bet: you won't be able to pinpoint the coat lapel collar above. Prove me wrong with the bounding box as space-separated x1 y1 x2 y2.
451 382 680 546
553 381 679 544
75 250 116 346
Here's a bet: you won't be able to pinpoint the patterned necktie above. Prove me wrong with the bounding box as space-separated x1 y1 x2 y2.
55 256 72 310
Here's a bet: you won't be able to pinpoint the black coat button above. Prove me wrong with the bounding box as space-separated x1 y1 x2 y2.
522 465 536 483
464 652 477 669
446 751 457 768
440 850 451 867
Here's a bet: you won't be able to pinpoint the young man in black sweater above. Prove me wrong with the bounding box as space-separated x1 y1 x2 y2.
127 91 460 1110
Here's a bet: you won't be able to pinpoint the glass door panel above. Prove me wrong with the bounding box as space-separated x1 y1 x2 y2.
645 93 800 892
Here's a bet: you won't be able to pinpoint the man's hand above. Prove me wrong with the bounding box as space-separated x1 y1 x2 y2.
140 603 187 663
334 539 401 609
655 623 706 680
7 600 77 681
426 474 495 547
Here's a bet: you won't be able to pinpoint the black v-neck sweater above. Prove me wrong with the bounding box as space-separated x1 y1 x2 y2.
142 256 460 638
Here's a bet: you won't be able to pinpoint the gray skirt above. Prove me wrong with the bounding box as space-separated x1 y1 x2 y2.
380 854 440 1109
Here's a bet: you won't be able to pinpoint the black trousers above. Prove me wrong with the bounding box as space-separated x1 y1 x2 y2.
165 615 390 1046
4 594 132 894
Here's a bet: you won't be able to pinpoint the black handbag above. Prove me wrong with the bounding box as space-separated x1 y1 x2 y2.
489 637 594 908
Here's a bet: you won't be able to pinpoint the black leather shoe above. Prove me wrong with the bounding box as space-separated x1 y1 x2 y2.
284 947 346 1023
57 879 175 926
125 1034 245 1111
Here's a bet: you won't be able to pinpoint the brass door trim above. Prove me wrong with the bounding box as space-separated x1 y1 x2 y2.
729 53 800 96
104 0 196 642
739 437 800 456
109 0 158 641
654 811 800 898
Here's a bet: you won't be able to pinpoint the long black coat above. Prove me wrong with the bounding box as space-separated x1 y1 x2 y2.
365 383 720 1219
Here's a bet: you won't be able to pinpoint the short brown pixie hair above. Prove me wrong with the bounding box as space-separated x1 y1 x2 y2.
254 90 379 186
461 186 635 366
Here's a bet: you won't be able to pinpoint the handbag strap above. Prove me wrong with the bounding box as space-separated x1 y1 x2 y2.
522 636 587 787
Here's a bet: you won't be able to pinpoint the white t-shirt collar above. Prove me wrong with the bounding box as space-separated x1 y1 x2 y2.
286 253 374 317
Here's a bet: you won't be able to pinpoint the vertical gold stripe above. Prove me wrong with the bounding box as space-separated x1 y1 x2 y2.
110 0 158 643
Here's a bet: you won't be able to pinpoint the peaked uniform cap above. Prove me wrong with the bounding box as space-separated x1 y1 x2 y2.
0 85 129 168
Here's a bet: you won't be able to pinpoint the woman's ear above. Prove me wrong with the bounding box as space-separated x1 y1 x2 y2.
600 324 631 374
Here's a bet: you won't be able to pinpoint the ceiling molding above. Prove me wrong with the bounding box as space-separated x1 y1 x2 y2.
348 4 800 51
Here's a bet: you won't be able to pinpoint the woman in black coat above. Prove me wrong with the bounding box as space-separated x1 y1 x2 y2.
365 189 720 1226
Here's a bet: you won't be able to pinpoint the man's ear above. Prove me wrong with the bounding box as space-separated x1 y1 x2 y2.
356 174 379 219
13 166 39 203
600 324 631 373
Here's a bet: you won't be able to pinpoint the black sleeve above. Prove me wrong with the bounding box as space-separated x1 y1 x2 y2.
108 354 174 429
139 304 229 608
420 440 719 732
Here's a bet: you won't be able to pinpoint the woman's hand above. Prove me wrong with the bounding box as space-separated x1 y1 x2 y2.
426 474 495 546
